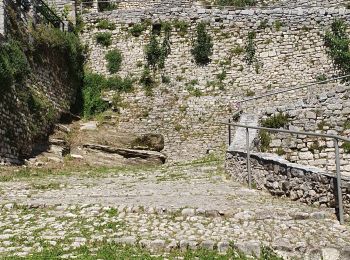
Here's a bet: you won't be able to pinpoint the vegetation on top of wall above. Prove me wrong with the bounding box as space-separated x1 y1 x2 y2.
191 22 213 65
95 32 113 46
324 19 350 78
261 113 289 129
96 19 116 30
105 49 123 74
215 0 256 7
0 39 30 97
245 31 256 65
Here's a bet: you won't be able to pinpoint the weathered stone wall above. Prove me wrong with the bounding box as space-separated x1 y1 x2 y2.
0 1 79 164
0 0 4 36
259 85 350 176
226 150 350 218
81 7 349 161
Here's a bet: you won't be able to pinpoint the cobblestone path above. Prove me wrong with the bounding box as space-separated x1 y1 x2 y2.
0 158 350 259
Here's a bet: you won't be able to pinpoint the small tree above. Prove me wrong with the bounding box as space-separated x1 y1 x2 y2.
191 22 213 65
145 34 163 70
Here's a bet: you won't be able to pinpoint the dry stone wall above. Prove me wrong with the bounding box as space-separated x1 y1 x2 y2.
259 85 350 176
226 150 350 219
81 6 349 161
0 1 79 165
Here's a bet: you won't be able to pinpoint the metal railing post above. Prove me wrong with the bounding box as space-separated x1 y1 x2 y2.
246 127 252 189
334 138 344 225
228 119 231 146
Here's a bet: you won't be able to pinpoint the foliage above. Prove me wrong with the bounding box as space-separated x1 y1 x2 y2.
258 19 269 30
0 39 30 96
246 89 255 96
261 113 289 129
217 70 227 81
316 74 327 82
140 67 156 95
161 75 171 84
215 0 256 7
324 19 350 77
82 72 109 118
245 31 256 65
173 19 189 36
98 1 118 11
95 32 112 46
191 22 213 65
106 75 134 92
31 25 85 104
342 142 350 153
145 28 171 70
96 19 116 30
274 20 283 31
259 130 271 152
231 45 244 56
129 23 147 37
105 49 123 73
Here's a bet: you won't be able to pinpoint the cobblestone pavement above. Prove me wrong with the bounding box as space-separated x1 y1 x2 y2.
0 159 350 259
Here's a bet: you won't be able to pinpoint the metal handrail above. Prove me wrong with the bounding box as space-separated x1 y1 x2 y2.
237 74 350 104
222 121 347 224
222 122 350 143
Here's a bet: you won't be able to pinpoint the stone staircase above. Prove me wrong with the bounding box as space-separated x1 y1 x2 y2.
229 113 259 152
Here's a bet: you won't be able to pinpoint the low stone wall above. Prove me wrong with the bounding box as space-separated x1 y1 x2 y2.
226 150 350 218
258 85 350 176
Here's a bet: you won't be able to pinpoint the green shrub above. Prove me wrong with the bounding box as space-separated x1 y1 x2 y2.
145 32 171 70
191 22 213 65
161 75 171 84
230 45 244 56
140 68 156 95
0 39 30 95
98 2 118 11
245 31 256 64
106 75 134 92
246 89 255 97
105 49 123 73
96 19 116 30
274 20 283 31
342 142 350 153
215 0 256 7
261 113 289 129
82 72 109 117
316 74 327 82
324 19 350 77
259 130 271 152
95 32 112 46
129 23 146 37
216 70 226 81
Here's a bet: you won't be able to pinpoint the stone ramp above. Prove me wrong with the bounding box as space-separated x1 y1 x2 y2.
0 161 350 259
229 113 259 151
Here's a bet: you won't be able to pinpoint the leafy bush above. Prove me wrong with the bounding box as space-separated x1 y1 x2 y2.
129 23 146 37
82 72 109 117
191 22 213 65
96 19 116 30
161 75 171 84
261 113 289 129
230 45 244 56
105 49 122 73
95 32 112 46
140 67 155 95
106 75 134 92
0 39 30 95
98 1 118 11
145 31 171 70
324 19 350 77
215 0 256 7
342 142 350 153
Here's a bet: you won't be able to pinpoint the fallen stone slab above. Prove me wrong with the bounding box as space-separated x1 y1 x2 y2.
82 143 166 163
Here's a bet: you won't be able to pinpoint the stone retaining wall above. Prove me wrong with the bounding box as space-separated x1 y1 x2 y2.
226 150 350 218
258 85 350 176
81 7 349 161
